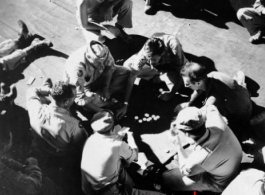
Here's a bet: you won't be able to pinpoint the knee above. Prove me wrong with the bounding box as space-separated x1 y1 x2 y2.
237 8 248 20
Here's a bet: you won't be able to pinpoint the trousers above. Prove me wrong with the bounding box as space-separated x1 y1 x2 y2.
237 8 265 36
0 39 27 71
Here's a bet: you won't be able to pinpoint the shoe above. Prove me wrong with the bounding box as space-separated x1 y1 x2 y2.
43 78 53 88
18 20 29 39
31 38 53 51
249 30 263 44
144 0 159 15
115 24 133 44
17 20 33 47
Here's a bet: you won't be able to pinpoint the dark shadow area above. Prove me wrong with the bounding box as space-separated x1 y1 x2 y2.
104 34 148 65
245 76 260 97
151 0 242 29
3 104 32 161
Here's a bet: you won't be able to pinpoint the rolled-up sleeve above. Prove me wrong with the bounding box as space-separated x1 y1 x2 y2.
168 36 187 66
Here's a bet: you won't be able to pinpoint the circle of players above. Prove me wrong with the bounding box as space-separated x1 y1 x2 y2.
1 0 265 195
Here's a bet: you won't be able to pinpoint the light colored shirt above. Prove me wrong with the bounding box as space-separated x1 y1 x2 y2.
64 43 115 106
26 87 86 151
184 107 242 191
81 132 137 192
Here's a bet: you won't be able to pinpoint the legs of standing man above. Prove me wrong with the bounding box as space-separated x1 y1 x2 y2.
80 0 133 44
237 8 265 43
113 0 133 43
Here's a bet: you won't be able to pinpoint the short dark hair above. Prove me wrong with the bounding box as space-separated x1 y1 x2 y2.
50 81 75 103
144 37 165 56
180 62 207 83
90 110 115 134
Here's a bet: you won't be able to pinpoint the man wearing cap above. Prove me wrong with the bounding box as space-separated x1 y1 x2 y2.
123 32 188 104
27 79 88 155
162 105 242 192
64 41 131 118
81 110 165 195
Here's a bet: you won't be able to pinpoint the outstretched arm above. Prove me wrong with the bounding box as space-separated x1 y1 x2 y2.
116 73 137 120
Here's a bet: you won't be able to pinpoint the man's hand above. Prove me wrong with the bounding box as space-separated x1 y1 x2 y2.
100 86 110 101
180 165 192 176
174 102 190 113
116 105 128 120
104 25 120 36
104 6 113 21
171 133 182 148
158 91 174 101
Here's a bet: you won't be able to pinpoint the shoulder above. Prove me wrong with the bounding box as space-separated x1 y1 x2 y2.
208 71 235 88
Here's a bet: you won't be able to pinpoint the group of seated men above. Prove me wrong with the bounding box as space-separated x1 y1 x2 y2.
1 0 265 194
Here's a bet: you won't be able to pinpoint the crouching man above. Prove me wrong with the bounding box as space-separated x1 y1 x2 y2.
162 105 242 192
81 110 165 195
64 41 131 118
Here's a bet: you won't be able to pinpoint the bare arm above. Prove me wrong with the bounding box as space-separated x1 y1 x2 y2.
173 134 206 176
116 73 137 120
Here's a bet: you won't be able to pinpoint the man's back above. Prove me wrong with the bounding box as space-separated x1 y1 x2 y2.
81 133 123 190
198 109 242 190
27 87 84 152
